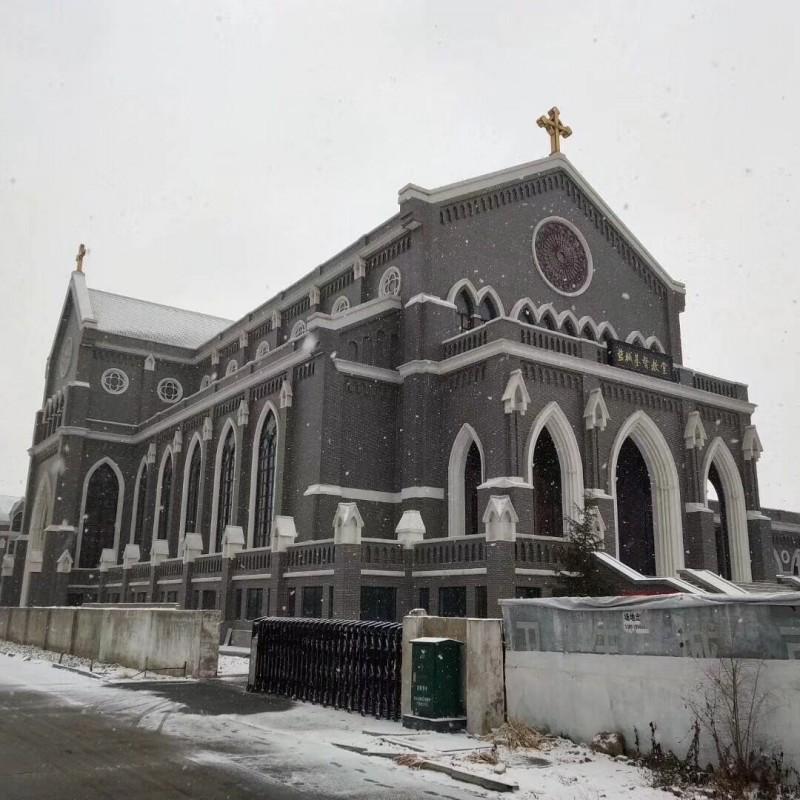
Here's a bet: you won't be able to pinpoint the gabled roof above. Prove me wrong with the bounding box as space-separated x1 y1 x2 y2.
87 288 232 349
398 152 685 295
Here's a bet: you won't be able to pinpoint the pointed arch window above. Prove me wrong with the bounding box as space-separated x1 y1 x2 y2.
540 312 557 331
185 444 202 534
455 290 475 332
133 463 148 546
464 442 482 536
518 306 536 326
80 464 119 568
581 324 596 341
216 428 236 551
478 295 498 323
532 428 564 537
253 413 278 548
562 319 577 337
157 454 173 541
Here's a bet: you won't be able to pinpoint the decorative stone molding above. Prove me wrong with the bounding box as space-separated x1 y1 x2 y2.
478 477 533 490
683 411 707 450
56 549 73 574
333 502 364 545
280 379 293 409
150 539 169 565
122 543 140 568
237 399 249 428
742 425 763 462
221 525 245 558
146 442 157 465
482 495 519 542
172 428 183 454
585 505 606 542
271 516 298 552
210 350 220 366
353 257 366 280
98 547 117 571
270 309 281 329
238 330 248 349
395 510 425 549
181 532 203 563
502 369 531 415
583 387 610 431
202 415 213 441
144 354 156 372
308 285 321 306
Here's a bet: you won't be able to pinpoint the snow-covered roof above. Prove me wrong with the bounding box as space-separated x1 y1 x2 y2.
88 289 233 349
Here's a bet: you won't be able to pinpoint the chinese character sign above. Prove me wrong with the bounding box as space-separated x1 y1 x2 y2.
608 340 674 381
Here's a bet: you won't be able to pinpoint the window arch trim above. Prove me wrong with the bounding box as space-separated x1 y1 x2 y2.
247 400 281 549
76 457 125 569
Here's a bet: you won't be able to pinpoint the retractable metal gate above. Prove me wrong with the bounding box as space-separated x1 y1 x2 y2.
247 617 403 720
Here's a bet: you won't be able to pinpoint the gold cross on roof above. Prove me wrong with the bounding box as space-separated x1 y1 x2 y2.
537 107 572 155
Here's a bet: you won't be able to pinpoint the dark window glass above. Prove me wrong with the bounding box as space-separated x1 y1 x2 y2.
185 444 202 534
532 428 563 537
235 588 243 619
439 586 467 617
246 588 263 620
216 428 236 550
157 454 173 541
478 295 498 323
254 413 278 548
709 463 732 580
360 586 396 621
302 586 323 618
455 290 475 332
418 587 430 612
474 586 488 618
515 586 542 599
581 324 596 341
616 438 656 576
464 442 482 535
328 585 334 618
201 590 217 610
562 319 577 337
519 306 536 326
166 591 178 604
11 511 22 531
540 313 557 331
80 463 119 568
134 464 148 546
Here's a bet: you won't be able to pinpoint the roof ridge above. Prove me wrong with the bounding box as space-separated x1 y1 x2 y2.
88 288 234 323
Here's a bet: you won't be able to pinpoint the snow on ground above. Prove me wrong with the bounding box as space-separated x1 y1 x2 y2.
0 643 682 798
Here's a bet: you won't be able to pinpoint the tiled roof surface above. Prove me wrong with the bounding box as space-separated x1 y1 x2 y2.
88 289 232 349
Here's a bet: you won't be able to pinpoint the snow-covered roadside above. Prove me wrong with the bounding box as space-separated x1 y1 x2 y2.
0 640 187 681
216 653 249 676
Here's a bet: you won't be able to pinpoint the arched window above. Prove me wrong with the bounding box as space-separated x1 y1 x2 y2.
478 295 498 323
464 442 482 536
156 454 173 541
253 413 278 549
225 360 238 376
518 306 536 326
348 340 359 360
291 320 307 339
255 340 270 359
216 428 236 551
708 464 731 580
601 329 614 347
185 443 202 534
532 429 563 537
11 511 22 532
455 290 475 332
581 324 596 341
540 312 557 331
80 464 119 568
133 462 148 546
615 438 655 575
562 318 577 337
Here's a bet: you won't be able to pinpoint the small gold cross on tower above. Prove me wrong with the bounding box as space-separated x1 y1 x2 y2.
537 107 572 155
75 243 87 273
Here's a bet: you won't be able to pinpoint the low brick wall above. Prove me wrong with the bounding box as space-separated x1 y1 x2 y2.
0 607 221 678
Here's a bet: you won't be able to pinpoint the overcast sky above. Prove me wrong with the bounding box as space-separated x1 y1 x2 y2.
1 1 798 512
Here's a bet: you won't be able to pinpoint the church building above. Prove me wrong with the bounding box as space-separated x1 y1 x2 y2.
3 111 799 624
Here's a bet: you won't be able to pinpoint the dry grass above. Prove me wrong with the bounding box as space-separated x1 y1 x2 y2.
486 719 550 751
467 745 500 765
394 754 427 769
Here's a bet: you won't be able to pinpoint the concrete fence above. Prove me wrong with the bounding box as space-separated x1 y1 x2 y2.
0 606 221 678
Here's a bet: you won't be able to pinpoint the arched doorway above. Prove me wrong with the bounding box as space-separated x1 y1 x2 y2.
79 463 120 568
464 442 482 536
532 428 563 537
615 438 656 575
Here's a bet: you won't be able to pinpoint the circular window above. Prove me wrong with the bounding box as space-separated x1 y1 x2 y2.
225 360 238 376
331 296 350 315
255 340 270 359
59 337 73 378
157 378 183 404
379 266 401 298
101 368 129 395
532 217 592 296
290 320 307 339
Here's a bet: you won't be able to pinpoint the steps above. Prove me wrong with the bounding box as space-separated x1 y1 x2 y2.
736 580 796 594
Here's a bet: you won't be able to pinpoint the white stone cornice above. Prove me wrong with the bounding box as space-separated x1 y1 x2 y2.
333 358 403 385
404 293 458 310
308 296 401 332
304 483 444 504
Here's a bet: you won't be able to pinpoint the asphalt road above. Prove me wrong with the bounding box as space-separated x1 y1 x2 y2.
0 656 475 800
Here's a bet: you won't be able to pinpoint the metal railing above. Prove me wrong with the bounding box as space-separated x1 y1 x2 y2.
248 617 402 720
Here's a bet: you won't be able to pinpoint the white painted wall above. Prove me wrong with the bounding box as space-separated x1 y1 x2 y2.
505 650 800 772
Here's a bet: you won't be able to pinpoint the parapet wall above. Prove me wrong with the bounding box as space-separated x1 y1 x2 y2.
0 606 221 678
